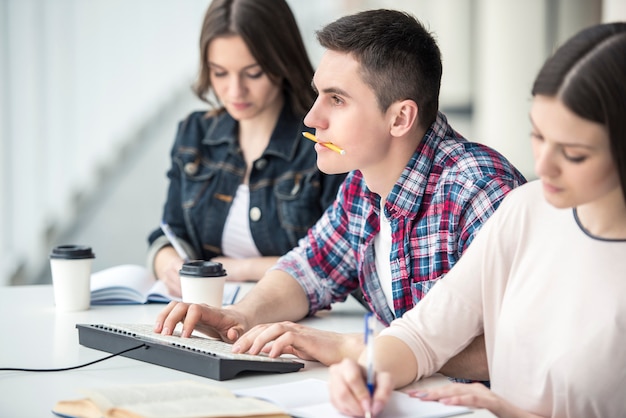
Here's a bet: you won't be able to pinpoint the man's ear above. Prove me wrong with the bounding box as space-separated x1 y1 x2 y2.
389 99 419 137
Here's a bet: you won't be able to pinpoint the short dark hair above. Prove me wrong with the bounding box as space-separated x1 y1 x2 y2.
315 9 442 129
532 22 626 200
193 0 315 117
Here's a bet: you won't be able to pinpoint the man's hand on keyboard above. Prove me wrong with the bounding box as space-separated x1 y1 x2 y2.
154 269 311 350
232 321 364 366
154 301 249 344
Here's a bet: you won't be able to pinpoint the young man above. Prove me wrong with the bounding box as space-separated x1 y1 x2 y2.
155 9 526 377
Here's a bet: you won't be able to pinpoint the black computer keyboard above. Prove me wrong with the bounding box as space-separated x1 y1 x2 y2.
76 323 304 381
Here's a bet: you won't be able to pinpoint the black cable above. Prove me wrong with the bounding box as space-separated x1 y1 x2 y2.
0 344 147 372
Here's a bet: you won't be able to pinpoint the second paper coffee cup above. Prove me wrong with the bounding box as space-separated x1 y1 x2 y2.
179 260 227 307
49 245 95 312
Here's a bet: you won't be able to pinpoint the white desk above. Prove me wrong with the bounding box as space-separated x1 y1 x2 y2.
0 285 494 417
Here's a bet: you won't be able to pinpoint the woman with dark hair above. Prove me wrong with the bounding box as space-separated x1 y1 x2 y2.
329 22 626 418
147 0 346 296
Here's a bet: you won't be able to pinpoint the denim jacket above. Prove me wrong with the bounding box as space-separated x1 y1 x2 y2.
147 102 346 264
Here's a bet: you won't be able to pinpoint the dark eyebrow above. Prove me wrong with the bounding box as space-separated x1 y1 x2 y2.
310 78 351 99
322 86 352 99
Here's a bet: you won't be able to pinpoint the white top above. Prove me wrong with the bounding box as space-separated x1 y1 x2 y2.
374 198 394 311
222 184 262 258
382 180 626 417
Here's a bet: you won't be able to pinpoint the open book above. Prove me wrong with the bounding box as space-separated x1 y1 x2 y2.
52 380 289 418
90 264 239 306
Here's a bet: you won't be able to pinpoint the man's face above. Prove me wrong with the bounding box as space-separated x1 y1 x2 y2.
304 50 393 176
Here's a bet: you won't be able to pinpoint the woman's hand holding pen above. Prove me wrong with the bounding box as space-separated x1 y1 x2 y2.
328 358 393 417
329 330 418 417
327 313 393 417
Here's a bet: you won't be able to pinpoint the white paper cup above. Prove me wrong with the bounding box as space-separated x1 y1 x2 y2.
179 260 227 307
49 245 95 312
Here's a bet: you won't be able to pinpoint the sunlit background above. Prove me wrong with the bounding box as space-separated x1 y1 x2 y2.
2 0 625 285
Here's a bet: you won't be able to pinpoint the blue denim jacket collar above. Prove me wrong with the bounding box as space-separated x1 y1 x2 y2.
201 103 304 162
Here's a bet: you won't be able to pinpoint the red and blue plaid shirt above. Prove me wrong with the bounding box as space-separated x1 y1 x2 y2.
273 113 526 325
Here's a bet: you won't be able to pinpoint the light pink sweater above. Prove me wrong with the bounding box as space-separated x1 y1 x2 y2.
382 180 626 417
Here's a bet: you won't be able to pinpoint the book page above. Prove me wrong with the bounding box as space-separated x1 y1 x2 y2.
223 283 240 305
146 279 179 303
107 397 287 418
53 398 104 418
91 265 156 304
83 380 287 418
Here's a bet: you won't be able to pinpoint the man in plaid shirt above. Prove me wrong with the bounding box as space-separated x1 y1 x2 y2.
156 9 525 379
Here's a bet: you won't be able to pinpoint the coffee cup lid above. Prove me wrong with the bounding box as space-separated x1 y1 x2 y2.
50 245 95 260
180 260 226 277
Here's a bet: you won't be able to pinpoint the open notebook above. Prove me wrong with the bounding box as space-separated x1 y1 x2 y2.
235 378 471 418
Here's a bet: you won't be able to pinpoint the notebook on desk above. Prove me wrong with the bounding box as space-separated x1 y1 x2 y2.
76 323 304 381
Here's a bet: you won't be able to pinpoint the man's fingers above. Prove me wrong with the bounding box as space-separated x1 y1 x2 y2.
180 303 206 337
235 322 297 354
154 300 178 333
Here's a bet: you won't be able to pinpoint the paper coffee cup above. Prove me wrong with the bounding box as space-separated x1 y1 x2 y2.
179 260 227 307
49 245 95 312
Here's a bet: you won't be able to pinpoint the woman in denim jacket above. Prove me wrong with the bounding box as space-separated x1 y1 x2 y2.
147 0 346 297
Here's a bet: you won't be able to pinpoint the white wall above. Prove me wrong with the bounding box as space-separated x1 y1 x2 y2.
603 0 626 21
473 0 603 178
0 0 208 285
1 0 624 285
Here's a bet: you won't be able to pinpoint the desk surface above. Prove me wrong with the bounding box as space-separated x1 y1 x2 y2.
0 285 494 417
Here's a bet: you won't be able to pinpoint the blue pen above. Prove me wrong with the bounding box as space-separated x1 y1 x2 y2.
364 312 376 417
160 221 191 262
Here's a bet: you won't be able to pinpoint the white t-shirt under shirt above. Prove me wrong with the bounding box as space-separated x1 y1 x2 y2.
382 180 626 417
221 184 262 259
374 198 394 311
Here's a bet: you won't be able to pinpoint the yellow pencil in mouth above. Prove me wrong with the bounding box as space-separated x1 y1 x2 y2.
302 132 346 155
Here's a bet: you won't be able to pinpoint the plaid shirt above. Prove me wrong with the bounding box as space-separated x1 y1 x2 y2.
273 112 526 325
